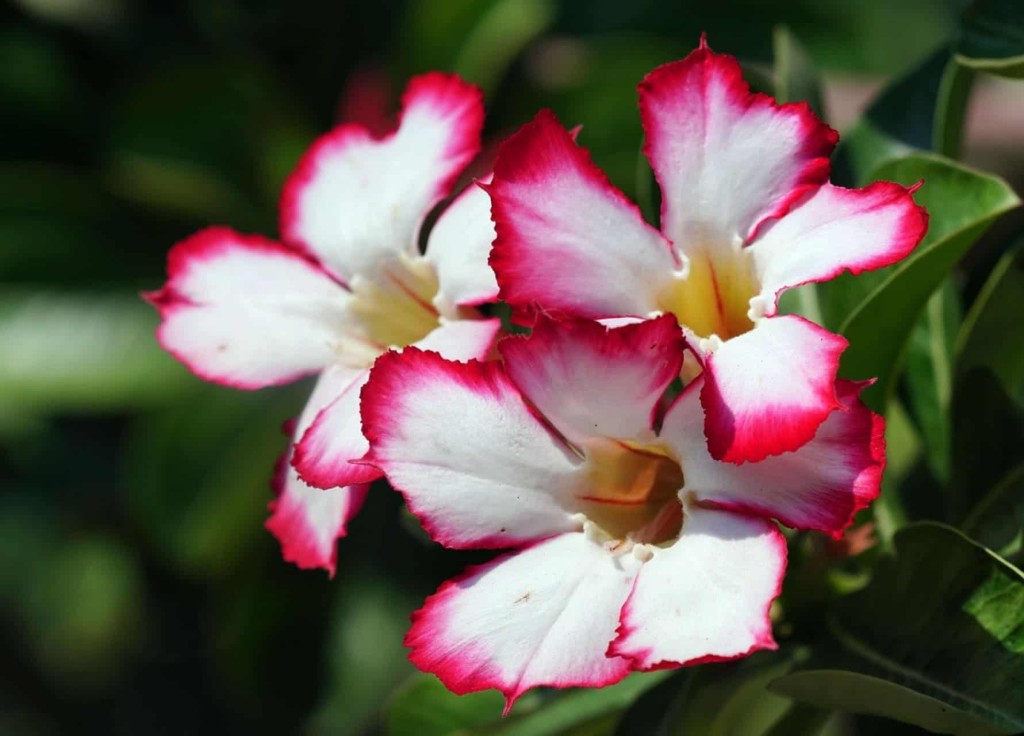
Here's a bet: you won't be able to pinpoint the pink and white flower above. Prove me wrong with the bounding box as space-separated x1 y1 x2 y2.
486 38 926 464
361 316 884 708
146 73 502 575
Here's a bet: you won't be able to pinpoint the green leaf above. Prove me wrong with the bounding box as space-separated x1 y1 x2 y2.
962 463 1024 558
952 369 1024 541
386 675 508 736
402 0 553 94
773 671 1003 736
122 383 307 578
836 153 1020 411
771 27 825 325
902 281 961 483
933 60 976 159
772 26 825 117
830 49 948 191
472 672 669 736
956 244 1024 402
453 0 555 95
771 522 1024 734
956 0 1024 78
613 653 808 736
0 290 190 413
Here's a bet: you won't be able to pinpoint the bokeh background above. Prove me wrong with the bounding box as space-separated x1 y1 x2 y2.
2 0 1022 733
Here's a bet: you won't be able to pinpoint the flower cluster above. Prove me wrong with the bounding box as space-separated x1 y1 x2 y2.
148 38 925 707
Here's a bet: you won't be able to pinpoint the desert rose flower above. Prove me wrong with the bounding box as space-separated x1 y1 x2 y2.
486 37 926 464
145 73 501 575
360 316 883 708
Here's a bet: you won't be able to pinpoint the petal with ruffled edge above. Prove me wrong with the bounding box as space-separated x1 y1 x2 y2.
294 318 501 490
662 377 884 535
701 315 847 463
426 175 500 308
265 365 370 576
499 315 684 443
488 110 678 320
639 39 837 252
749 182 929 317
145 227 358 390
362 348 586 549
280 73 484 283
608 503 785 670
407 532 641 711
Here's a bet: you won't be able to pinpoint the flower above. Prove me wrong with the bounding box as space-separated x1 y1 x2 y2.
486 37 926 464
360 316 884 708
145 73 502 575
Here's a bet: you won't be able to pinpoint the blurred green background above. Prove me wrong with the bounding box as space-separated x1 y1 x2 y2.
3 0 1022 733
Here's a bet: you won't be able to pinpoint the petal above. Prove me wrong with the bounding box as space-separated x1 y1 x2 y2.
145 227 356 389
749 182 929 316
295 319 500 491
608 504 785 670
425 176 500 308
280 73 484 283
498 315 684 443
488 109 678 320
412 317 502 361
293 369 382 490
639 40 837 253
662 378 884 535
701 315 847 463
362 348 586 549
407 532 641 709
265 365 371 575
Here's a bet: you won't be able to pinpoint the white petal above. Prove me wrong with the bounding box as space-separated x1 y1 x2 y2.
362 349 587 548
407 532 640 707
609 504 784 669
149 228 361 389
426 177 500 308
280 73 484 284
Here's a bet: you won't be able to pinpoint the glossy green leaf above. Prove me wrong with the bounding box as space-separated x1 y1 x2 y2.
774 671 1002 735
771 522 1024 734
473 672 669 736
612 654 813 736
0 291 190 412
386 675 508 736
673 657 796 736
836 153 1019 410
902 281 960 483
956 0 1024 78
957 245 1024 401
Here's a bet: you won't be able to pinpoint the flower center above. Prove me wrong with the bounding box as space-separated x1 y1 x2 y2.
574 437 685 545
657 246 759 341
348 254 443 352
